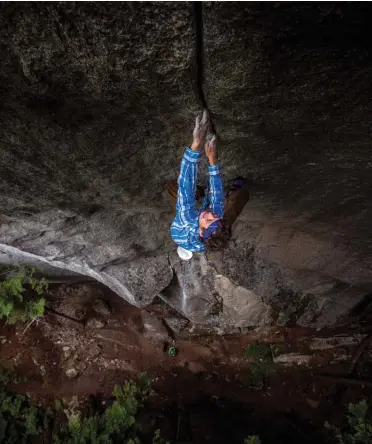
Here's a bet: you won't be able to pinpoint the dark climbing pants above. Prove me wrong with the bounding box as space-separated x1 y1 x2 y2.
167 180 249 229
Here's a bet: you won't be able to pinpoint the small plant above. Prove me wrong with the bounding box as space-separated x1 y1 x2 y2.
55 375 152 444
0 371 153 444
0 369 19 387
241 342 275 389
326 400 372 443
0 266 47 326
0 388 52 442
0 368 52 442
152 429 170 444
55 400 62 412
245 436 262 444
244 342 272 361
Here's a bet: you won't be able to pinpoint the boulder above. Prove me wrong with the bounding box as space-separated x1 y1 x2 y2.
1 3 372 329
0 2 194 307
163 316 189 335
141 311 170 343
65 367 79 379
85 317 106 329
92 299 112 316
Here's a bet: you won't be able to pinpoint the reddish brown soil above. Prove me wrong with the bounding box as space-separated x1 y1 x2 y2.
1 282 372 443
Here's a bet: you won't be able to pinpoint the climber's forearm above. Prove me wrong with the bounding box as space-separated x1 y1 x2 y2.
205 134 218 165
175 146 202 217
191 139 203 151
208 156 218 166
203 133 223 215
208 165 224 218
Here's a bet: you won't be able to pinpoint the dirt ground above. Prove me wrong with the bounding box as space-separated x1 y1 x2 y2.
1 281 372 443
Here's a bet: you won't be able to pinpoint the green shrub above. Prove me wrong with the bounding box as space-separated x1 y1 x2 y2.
0 390 51 443
0 369 52 442
55 400 62 412
152 429 170 444
242 342 275 389
244 342 272 361
0 372 152 444
245 436 261 444
54 375 152 444
326 400 372 443
0 266 47 325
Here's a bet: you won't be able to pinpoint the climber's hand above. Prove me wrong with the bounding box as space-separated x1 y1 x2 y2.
205 134 218 165
191 109 209 150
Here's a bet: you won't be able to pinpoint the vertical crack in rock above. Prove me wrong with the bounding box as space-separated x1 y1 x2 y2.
192 1 207 109
193 1 217 135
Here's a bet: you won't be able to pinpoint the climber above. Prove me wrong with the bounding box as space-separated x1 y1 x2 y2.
168 110 249 261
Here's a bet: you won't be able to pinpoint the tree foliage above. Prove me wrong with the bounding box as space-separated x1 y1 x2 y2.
0 266 47 324
244 437 262 444
0 372 153 444
242 342 275 389
326 400 372 444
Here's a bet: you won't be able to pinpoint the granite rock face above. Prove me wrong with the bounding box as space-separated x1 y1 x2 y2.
1 3 372 329
0 2 195 305
201 2 372 328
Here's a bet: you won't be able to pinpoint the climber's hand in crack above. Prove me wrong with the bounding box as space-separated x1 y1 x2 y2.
191 109 210 150
205 134 218 165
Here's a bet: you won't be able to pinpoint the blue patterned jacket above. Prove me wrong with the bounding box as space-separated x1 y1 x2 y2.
170 146 224 252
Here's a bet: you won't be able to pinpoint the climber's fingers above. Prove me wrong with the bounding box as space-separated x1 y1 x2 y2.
201 109 210 125
193 109 210 143
205 134 217 159
208 134 217 149
195 114 201 128
193 114 201 140
205 134 217 149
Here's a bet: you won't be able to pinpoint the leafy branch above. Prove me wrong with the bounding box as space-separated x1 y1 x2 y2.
0 266 47 326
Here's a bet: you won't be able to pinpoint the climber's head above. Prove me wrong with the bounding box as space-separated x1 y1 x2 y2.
199 211 220 237
199 211 231 250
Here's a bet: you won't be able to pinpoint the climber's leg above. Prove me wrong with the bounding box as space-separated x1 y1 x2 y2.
223 179 250 229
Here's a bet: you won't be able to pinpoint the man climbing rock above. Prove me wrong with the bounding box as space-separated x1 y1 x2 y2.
168 110 249 261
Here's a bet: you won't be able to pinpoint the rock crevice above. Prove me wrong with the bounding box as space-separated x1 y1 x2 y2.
192 1 207 109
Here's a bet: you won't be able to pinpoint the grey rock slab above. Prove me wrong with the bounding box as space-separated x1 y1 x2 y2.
160 254 223 325
0 1 196 306
141 311 170 343
211 242 369 329
273 353 312 367
214 275 273 328
86 317 106 329
102 255 173 307
91 329 140 350
161 253 272 330
163 316 189 334
65 368 79 379
309 335 366 351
